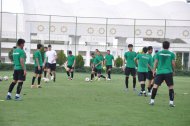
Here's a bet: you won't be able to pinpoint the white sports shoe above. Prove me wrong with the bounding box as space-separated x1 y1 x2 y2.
51 76 54 80
107 78 111 81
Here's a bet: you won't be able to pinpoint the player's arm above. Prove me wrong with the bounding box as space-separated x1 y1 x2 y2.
20 57 27 76
72 59 76 67
134 58 138 67
153 59 158 76
172 59 176 75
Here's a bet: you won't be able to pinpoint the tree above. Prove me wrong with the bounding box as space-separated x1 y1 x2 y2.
175 53 182 70
75 54 84 69
56 50 66 66
115 56 123 67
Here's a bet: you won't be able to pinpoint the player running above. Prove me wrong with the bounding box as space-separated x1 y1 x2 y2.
149 41 176 107
6 39 27 101
123 44 137 91
135 47 151 97
31 44 43 88
105 50 114 80
66 51 76 80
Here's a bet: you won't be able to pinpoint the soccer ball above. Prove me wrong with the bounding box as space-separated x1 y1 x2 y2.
3 76 9 81
103 66 106 71
44 78 50 83
85 77 90 82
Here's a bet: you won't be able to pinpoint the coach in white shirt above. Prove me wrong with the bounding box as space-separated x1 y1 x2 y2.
44 44 57 82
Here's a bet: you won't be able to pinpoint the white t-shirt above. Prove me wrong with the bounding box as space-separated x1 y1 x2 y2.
46 50 57 64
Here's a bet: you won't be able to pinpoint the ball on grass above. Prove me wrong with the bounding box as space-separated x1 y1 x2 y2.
85 77 90 82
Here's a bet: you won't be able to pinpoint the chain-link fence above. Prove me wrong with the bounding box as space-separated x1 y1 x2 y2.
0 12 190 69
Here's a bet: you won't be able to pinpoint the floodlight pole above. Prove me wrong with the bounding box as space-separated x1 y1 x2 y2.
75 17 78 56
133 19 136 51
164 19 167 41
49 15 51 44
105 18 108 51
16 13 18 41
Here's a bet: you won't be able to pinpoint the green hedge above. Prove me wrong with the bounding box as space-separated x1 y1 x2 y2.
0 63 190 76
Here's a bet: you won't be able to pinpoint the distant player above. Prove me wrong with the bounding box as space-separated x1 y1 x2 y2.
6 39 27 101
135 47 151 96
123 44 137 91
90 53 96 81
66 51 76 80
31 44 43 88
105 50 114 80
150 41 176 107
94 51 106 80
44 45 57 82
147 46 154 96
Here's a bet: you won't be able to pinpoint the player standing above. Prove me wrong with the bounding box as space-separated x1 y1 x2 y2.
90 53 96 81
66 51 76 80
105 50 114 80
123 44 137 91
31 44 43 88
135 47 151 96
44 45 57 82
149 41 176 107
94 51 106 81
6 39 27 100
147 46 154 96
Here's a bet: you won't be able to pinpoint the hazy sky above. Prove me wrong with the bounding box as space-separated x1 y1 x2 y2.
62 0 186 6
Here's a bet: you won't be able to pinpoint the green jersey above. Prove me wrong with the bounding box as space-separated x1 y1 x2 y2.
34 50 43 67
105 54 114 66
155 50 175 75
136 53 150 72
67 55 75 66
90 57 96 67
13 48 26 70
124 51 137 68
147 53 153 71
94 55 103 69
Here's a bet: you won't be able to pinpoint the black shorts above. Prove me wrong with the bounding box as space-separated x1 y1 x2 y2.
106 65 112 71
125 67 136 76
34 66 43 74
13 70 26 81
67 66 74 70
44 63 49 69
147 71 153 80
138 72 148 82
48 63 56 71
93 68 98 73
154 73 174 86
97 69 102 74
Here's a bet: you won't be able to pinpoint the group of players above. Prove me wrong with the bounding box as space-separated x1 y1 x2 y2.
6 39 176 107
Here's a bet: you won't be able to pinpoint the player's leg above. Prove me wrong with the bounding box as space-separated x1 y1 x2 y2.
6 70 18 100
44 63 48 78
147 71 153 95
131 68 137 91
31 67 38 88
15 70 26 100
52 63 56 82
165 73 175 107
70 67 74 80
99 69 106 80
138 72 146 96
149 74 163 105
37 66 43 88
125 67 130 90
107 66 112 80
47 63 52 80
66 66 71 80
91 70 95 81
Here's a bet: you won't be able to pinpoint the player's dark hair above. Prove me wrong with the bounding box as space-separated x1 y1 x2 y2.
37 44 42 49
163 41 170 49
107 50 110 52
13 46 16 49
155 50 158 53
91 53 94 56
147 46 153 50
48 44 51 48
17 39 25 46
44 47 47 49
142 47 148 53
128 44 133 48
69 51 72 54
